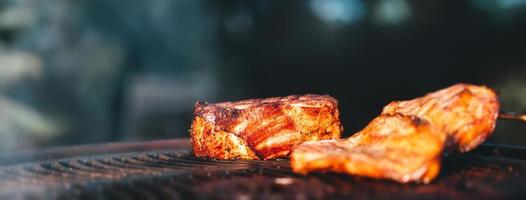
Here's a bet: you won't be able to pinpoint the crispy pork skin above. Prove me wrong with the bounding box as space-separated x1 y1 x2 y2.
291 84 499 183
191 95 342 160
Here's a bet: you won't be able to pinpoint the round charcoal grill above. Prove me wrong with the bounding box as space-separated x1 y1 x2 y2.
0 139 525 199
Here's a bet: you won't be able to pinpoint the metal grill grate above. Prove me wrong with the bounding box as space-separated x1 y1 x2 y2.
0 140 525 199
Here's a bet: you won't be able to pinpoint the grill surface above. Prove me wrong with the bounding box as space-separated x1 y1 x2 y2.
0 139 525 199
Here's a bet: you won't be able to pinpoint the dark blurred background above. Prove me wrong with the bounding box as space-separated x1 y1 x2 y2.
0 0 525 152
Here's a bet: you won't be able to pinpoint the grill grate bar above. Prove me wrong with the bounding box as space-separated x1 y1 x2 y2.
1 145 525 199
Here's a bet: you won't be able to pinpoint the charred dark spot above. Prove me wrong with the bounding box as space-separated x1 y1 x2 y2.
215 107 240 126
268 102 282 109
219 107 239 118
258 103 283 117
410 117 427 126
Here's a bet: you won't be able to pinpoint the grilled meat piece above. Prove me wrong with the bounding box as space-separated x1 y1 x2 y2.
291 84 499 183
382 83 499 152
191 95 342 160
292 115 445 183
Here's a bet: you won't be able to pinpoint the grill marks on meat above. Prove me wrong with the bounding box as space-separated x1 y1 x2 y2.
191 95 342 160
291 83 499 183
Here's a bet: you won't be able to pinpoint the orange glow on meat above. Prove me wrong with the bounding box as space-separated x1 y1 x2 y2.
191 95 342 160
291 84 499 183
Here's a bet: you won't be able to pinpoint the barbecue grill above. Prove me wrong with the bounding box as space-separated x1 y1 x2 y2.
0 139 525 200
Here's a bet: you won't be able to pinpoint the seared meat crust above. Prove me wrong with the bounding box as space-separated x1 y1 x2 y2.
382 83 499 152
291 84 499 183
191 95 342 160
292 115 444 183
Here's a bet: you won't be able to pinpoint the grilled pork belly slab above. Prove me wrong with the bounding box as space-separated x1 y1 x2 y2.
191 95 342 160
291 84 499 183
